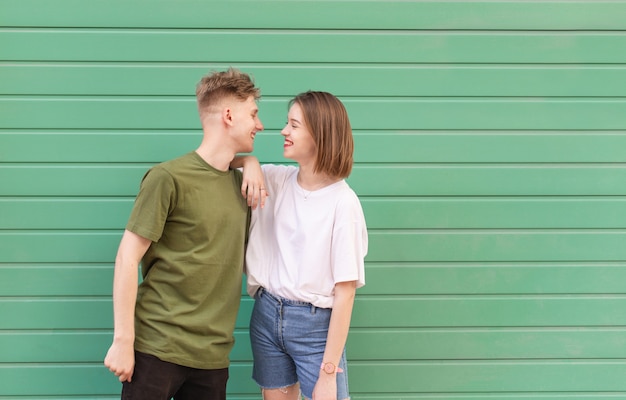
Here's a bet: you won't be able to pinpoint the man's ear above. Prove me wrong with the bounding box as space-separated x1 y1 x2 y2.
223 107 234 126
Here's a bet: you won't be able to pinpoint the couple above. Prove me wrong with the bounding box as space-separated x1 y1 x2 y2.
104 68 368 400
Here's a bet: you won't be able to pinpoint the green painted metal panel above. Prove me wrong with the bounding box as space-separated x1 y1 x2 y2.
3 97 626 130
2 0 626 398
347 328 626 360
3 132 626 163
349 361 626 392
3 64 626 97
0 330 251 363
361 263 626 295
366 231 626 262
348 166 626 196
4 362 626 396
2 1 626 30
1 396 623 400
2 231 626 263
3 262 626 297
0 363 258 396
0 332 115 363
5 327 626 363
4 296 626 330
331 396 626 400
350 296 626 327
3 198 626 229
0 299 249 330
4 263 626 297
360 198 626 229
0 199 134 229
3 165 626 196
3 30 626 63
0 265 113 296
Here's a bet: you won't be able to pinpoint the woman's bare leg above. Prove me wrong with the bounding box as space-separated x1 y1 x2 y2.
261 383 301 400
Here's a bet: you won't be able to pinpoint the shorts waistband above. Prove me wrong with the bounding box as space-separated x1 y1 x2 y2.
258 287 315 308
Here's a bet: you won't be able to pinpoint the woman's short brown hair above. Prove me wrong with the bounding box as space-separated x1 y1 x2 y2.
290 91 354 178
196 67 261 113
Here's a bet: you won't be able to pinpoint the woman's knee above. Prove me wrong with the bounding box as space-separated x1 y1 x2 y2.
261 383 300 400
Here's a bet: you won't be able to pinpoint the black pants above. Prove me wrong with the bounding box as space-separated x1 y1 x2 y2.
121 351 229 400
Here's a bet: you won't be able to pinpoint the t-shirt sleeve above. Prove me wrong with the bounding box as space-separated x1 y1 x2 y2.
126 166 176 242
330 192 368 288
261 164 297 193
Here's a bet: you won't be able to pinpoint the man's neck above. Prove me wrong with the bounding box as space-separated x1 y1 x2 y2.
195 140 235 172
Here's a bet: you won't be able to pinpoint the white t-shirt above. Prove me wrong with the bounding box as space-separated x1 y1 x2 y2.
245 164 368 308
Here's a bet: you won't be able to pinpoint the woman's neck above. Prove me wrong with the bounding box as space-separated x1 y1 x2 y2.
297 166 340 191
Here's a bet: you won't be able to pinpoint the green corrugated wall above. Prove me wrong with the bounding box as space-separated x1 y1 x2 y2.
2 1 626 398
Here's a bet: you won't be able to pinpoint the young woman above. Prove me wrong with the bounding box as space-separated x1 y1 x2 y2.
236 91 368 400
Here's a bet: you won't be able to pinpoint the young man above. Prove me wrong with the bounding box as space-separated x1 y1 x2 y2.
104 68 265 400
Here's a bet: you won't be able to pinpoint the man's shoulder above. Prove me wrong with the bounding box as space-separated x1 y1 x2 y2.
160 152 195 168
145 153 198 178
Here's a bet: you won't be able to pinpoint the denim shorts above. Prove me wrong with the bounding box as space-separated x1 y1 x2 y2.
249 287 349 399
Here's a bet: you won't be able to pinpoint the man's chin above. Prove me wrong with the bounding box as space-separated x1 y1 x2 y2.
240 145 254 154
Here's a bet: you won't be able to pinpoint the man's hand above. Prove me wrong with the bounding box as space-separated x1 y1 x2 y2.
104 339 135 382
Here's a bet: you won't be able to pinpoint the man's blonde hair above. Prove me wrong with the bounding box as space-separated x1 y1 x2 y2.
196 67 261 114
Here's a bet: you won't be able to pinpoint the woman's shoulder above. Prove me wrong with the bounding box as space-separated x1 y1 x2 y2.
262 164 298 183
262 163 297 173
334 182 367 215
335 181 361 202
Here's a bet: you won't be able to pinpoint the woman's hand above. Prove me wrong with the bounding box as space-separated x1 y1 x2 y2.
312 372 338 400
238 156 268 209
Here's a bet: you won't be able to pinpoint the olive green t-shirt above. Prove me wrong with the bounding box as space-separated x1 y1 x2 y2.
126 151 249 369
